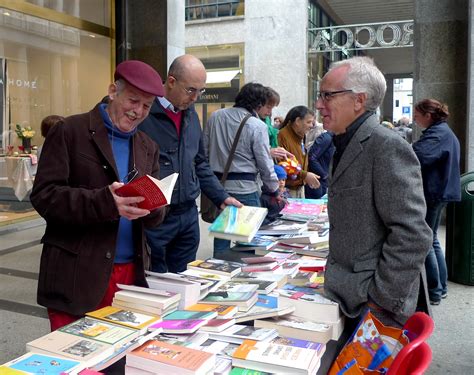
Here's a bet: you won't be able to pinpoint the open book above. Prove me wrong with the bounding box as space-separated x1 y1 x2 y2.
116 173 178 210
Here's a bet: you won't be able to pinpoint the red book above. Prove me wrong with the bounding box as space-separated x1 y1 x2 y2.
115 173 178 210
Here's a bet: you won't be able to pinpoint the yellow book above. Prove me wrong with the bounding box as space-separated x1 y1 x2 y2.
185 303 238 319
86 306 160 333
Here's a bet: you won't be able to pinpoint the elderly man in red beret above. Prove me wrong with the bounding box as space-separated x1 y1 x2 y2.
31 60 166 331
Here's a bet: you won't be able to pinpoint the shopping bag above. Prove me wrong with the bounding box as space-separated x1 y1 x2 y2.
329 310 410 374
200 193 221 223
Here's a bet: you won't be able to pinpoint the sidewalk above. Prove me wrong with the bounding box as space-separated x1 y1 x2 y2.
0 220 473 373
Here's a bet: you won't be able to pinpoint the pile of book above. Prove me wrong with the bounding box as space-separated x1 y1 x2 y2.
1 198 343 374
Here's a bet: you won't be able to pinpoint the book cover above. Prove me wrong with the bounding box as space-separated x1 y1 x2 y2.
86 306 160 331
232 272 288 289
234 235 275 250
200 291 257 307
185 303 238 319
1 352 83 375
227 280 277 294
26 331 114 366
230 368 270 375
281 199 324 218
208 205 268 242
115 173 178 210
163 310 217 321
187 258 242 277
58 316 140 347
199 319 236 333
156 332 210 349
258 315 333 344
113 289 180 310
232 339 321 374
233 294 295 323
148 319 208 334
208 325 278 344
257 219 308 236
269 336 326 354
126 339 215 374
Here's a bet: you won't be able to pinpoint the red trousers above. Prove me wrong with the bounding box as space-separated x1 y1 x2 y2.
47 262 136 331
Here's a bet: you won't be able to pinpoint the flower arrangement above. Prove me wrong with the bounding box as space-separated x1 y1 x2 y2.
15 124 36 139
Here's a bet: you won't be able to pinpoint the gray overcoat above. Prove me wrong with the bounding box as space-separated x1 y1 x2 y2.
324 114 432 325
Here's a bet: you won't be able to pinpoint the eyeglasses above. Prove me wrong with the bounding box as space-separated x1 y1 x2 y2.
317 90 353 102
171 76 206 97
124 165 138 183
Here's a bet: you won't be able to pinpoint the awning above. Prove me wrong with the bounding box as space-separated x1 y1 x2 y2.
206 69 240 87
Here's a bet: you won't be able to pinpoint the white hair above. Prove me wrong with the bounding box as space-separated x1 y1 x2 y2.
330 56 387 111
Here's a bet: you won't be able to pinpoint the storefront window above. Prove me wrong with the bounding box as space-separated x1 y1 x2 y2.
185 0 244 21
1 5 112 152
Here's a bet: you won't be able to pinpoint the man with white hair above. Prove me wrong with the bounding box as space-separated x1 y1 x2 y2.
316 56 432 327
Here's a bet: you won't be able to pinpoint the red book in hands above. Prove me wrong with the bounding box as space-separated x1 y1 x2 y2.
115 173 178 210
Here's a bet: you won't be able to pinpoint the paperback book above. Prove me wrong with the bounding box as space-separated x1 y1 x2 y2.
162 309 217 321
26 331 115 368
126 339 215 375
199 318 236 333
86 306 161 332
148 319 208 334
207 324 278 344
208 205 268 242
233 294 295 323
0 352 83 375
187 258 242 278
115 173 178 210
232 339 322 375
58 316 140 348
185 303 238 319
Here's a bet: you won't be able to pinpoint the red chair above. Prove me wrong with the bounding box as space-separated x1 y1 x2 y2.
387 312 434 375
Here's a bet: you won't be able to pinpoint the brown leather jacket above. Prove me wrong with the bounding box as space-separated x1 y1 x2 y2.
31 104 165 315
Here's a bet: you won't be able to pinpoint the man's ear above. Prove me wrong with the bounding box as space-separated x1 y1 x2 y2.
108 83 117 101
354 92 367 111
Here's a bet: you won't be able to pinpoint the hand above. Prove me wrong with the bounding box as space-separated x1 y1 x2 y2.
220 197 243 210
109 182 151 220
304 172 320 189
270 147 294 160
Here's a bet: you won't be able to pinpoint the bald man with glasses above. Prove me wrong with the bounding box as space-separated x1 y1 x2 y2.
139 54 241 274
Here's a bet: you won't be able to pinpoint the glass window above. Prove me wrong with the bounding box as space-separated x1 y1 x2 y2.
1 7 112 151
25 0 110 26
185 0 244 21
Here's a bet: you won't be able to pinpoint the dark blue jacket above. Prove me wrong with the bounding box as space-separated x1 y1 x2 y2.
413 121 461 203
305 132 335 199
139 100 229 207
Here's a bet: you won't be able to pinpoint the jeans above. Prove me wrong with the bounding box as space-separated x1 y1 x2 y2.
424 201 448 302
146 205 200 273
213 191 261 258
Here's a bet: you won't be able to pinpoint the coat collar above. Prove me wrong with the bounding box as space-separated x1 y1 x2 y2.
330 113 379 184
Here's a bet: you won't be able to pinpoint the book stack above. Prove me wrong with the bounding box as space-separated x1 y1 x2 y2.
240 256 279 273
145 272 201 309
276 284 340 324
231 337 326 374
112 284 180 317
233 235 275 252
125 339 215 375
208 205 268 243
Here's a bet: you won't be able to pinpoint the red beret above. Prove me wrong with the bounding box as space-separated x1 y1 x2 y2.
114 60 164 96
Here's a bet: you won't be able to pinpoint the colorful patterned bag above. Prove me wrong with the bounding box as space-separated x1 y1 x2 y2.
329 310 410 374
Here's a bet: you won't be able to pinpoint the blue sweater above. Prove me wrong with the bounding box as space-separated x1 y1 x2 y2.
99 104 137 263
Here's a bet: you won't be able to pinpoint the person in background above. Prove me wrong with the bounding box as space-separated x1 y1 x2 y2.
37 115 64 159
305 130 335 199
316 56 432 327
412 98 461 306
277 105 320 198
31 60 166 331
204 82 280 255
256 86 292 160
139 55 241 273
274 164 290 200
395 116 413 143
273 116 284 129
